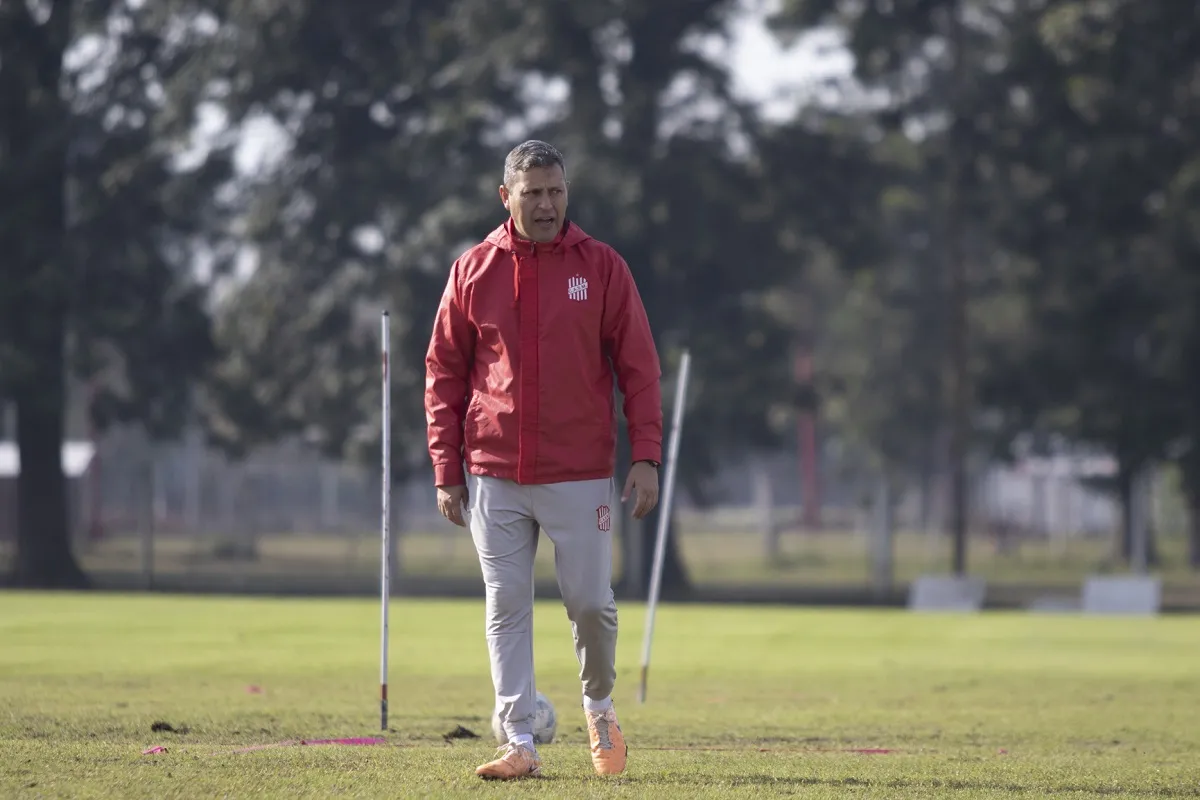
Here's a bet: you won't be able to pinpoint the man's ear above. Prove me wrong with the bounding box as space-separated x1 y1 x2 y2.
498 184 510 209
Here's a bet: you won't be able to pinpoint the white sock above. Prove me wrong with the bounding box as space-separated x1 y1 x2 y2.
583 694 613 713
511 733 535 750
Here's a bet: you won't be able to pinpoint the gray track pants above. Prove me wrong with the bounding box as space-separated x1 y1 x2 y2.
468 475 618 741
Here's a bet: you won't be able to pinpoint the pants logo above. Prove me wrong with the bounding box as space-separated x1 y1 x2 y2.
596 505 611 531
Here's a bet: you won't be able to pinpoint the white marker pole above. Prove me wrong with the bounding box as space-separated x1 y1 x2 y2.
380 310 391 731
638 349 692 704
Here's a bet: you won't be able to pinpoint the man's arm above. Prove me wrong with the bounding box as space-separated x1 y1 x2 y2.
600 252 663 466
425 259 474 487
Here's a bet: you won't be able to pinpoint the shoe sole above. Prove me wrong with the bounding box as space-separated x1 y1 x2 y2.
477 768 542 780
592 744 628 775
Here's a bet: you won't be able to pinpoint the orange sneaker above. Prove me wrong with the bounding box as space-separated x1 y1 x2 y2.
475 742 542 780
586 707 627 775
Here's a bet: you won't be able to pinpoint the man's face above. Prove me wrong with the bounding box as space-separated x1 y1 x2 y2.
500 165 568 243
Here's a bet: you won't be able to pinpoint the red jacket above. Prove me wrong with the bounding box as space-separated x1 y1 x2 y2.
425 219 663 486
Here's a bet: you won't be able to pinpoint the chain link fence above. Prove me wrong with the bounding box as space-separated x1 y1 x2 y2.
2 424 1196 606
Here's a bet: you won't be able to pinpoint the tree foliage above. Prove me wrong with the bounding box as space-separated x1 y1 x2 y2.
5 0 1200 587
1 0 231 587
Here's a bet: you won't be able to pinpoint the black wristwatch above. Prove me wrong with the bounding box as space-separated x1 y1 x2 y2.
636 460 660 469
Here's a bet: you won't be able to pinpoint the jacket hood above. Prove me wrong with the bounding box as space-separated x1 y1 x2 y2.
485 218 592 253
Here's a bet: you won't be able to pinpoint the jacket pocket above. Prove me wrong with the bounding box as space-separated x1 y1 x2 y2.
464 392 507 456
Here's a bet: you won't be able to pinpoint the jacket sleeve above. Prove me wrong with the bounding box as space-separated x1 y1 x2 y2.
424 259 474 486
601 252 663 466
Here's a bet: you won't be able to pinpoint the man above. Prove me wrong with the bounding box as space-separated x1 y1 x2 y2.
424 140 663 780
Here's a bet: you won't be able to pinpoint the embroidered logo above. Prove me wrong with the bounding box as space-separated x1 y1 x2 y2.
596 505 611 532
568 275 588 301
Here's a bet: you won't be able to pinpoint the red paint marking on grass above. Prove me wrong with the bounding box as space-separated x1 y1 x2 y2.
141 746 168 755
641 746 899 754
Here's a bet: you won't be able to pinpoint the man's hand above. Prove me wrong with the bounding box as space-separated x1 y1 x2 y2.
437 485 469 527
622 461 660 520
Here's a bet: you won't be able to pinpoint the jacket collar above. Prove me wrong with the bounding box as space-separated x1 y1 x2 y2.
485 218 591 253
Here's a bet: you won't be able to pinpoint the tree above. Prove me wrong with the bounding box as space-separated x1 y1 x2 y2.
769 0 1019 571
759 111 947 523
1160 155 1200 567
201 0 539 469
978 0 1200 564
0 0 78 587
771 0 1200 570
205 0 814 597
511 0 819 594
0 0 232 587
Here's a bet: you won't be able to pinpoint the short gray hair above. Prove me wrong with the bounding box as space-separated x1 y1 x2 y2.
503 140 565 187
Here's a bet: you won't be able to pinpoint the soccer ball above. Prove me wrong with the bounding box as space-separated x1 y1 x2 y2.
491 691 557 745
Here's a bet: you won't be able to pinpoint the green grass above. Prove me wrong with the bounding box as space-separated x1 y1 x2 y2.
2 593 1198 798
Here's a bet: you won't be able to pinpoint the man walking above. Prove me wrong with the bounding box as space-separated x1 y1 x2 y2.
424 140 663 780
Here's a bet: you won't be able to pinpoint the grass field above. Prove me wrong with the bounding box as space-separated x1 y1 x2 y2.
2 592 1198 798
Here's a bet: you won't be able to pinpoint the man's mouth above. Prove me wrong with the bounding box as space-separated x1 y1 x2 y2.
534 216 555 224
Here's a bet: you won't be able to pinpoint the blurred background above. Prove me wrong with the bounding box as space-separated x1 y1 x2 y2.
1 0 1197 608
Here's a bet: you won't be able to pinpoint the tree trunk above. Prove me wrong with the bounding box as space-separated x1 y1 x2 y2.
632 502 691 600
3 0 85 588
754 459 780 563
1179 455 1200 570
1115 468 1133 564
919 456 934 535
1114 466 1158 567
871 472 894 597
615 419 689 597
1188 502 1200 571
945 0 971 577
12 353 88 588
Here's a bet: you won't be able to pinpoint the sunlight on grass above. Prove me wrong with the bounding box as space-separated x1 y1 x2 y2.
1 592 1198 798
